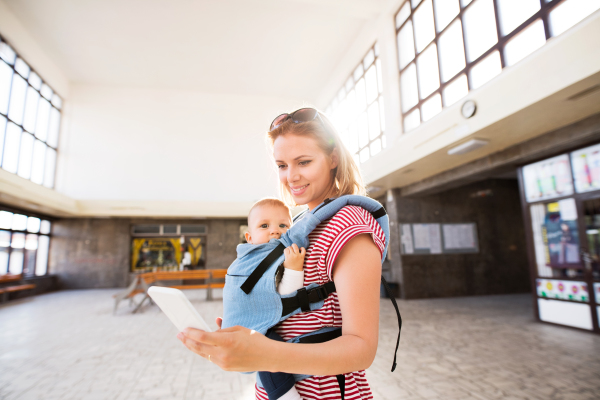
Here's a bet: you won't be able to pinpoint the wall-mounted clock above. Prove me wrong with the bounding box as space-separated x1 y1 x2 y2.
461 100 476 119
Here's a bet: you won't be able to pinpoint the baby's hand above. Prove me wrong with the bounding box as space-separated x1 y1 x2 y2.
283 243 305 271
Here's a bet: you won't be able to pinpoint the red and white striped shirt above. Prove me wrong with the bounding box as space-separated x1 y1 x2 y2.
256 205 386 400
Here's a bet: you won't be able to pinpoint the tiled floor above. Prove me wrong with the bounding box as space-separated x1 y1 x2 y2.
0 290 598 400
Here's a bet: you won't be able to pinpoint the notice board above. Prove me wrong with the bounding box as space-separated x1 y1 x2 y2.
400 223 479 255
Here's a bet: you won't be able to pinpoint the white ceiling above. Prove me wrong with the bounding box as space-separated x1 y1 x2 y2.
4 0 387 100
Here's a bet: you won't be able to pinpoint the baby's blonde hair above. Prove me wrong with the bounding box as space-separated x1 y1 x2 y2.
267 110 366 207
248 197 292 225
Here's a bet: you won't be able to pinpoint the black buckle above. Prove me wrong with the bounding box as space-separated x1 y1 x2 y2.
315 286 327 301
296 287 310 312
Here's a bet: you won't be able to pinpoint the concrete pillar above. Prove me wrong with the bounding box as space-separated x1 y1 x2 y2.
384 189 404 297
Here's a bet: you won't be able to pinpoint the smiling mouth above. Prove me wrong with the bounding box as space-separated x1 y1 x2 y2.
290 184 309 193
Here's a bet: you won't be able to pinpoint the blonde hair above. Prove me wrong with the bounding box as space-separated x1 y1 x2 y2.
267 110 366 207
248 197 292 225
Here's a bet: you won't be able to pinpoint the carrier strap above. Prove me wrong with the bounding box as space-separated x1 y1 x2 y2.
280 281 337 316
288 277 401 374
292 208 309 222
370 207 387 220
336 375 346 400
240 243 285 295
312 198 335 213
297 328 345 399
313 198 387 221
381 275 402 372
296 328 341 343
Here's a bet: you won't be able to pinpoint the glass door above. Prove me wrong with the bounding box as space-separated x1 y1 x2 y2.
527 197 596 331
579 196 600 332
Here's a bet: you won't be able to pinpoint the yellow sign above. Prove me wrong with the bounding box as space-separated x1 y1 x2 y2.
188 237 203 266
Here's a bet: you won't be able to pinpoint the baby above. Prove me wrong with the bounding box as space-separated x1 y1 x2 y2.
245 198 306 298
243 198 305 400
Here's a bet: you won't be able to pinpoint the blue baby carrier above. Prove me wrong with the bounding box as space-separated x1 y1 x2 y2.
222 195 402 393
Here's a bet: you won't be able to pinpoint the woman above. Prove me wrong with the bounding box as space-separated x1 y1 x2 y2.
177 108 384 400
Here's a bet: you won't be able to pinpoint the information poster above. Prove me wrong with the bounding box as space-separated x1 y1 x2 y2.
542 201 580 267
442 224 478 252
537 279 589 302
429 224 442 254
571 144 600 193
400 224 414 254
412 224 430 250
400 223 473 254
411 223 442 254
522 154 574 203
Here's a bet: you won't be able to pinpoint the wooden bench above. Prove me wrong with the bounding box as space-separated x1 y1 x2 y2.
0 273 22 284
207 269 226 301
113 269 228 313
112 274 151 313
0 274 36 303
152 270 211 290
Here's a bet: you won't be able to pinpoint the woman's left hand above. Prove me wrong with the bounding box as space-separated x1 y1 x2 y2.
176 325 272 372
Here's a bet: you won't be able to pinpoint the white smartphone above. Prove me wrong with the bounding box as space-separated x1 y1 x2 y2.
148 286 212 332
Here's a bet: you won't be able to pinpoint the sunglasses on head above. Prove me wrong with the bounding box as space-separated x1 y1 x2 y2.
269 108 324 132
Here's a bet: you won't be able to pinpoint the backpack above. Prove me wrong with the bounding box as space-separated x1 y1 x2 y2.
222 195 402 376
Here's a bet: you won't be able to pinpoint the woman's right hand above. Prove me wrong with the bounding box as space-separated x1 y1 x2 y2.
177 324 274 372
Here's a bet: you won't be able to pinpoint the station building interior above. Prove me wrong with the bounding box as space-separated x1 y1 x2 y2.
1 0 600 399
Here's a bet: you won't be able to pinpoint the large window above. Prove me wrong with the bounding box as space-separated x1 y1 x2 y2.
325 44 386 164
396 0 600 132
0 208 52 276
0 35 62 188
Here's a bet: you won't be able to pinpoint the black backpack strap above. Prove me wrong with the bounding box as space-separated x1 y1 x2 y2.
381 275 402 372
240 243 285 294
280 281 336 316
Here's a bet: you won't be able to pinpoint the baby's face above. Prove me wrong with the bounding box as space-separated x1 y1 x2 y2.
245 205 291 244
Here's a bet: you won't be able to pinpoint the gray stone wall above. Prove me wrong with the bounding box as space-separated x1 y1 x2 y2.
49 218 245 289
393 179 530 299
50 219 131 289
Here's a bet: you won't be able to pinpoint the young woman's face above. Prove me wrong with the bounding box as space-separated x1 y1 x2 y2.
273 133 338 210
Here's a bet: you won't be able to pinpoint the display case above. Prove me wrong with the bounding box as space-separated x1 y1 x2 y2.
130 224 207 273
519 144 600 333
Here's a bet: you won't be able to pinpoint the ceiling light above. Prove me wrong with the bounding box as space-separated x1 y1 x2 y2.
447 139 489 155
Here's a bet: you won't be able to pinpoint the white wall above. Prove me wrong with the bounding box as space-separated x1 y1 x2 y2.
1 0 312 217
60 84 307 204
0 0 69 98
0 0 316 217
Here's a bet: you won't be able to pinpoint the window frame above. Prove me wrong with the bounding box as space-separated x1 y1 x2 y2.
0 34 62 188
130 224 208 237
395 0 570 132
0 205 53 277
325 43 387 164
